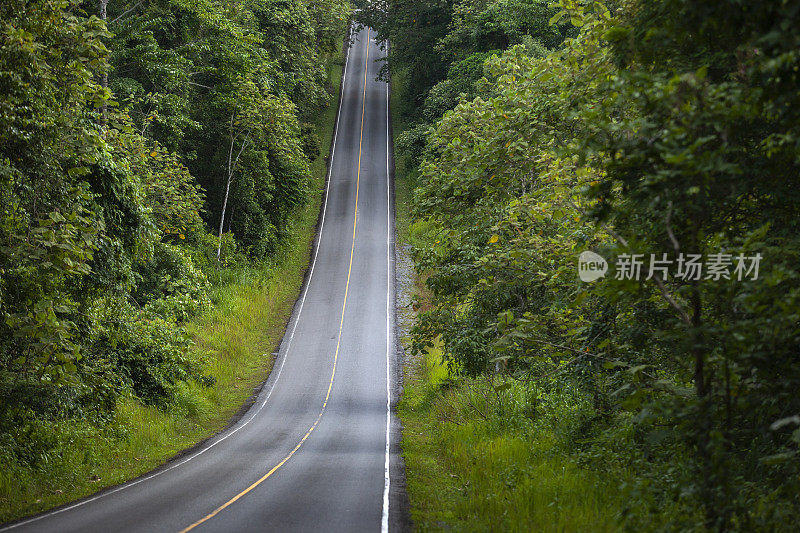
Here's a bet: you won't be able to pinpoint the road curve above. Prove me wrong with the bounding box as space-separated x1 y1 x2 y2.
2 27 403 533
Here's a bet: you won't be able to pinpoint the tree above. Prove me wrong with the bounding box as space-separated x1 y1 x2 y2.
407 0 800 526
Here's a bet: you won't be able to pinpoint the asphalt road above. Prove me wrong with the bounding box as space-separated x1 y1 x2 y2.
2 27 404 533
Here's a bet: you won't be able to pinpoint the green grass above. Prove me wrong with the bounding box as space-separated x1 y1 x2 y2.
0 43 346 525
392 69 629 532
398 345 629 531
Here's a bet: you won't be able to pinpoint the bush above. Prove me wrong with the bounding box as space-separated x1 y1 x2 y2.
89 298 212 406
134 242 210 322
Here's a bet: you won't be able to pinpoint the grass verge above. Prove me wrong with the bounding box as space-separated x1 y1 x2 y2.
0 44 346 525
397 346 628 532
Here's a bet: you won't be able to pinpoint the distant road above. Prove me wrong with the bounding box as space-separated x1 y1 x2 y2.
2 26 404 533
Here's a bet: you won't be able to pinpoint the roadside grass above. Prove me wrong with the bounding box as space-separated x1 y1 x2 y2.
0 45 345 525
393 143 687 532
398 344 630 532
392 68 631 532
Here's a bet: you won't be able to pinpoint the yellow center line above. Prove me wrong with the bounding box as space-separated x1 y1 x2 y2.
178 29 371 533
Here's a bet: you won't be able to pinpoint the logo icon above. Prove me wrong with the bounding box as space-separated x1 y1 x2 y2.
578 251 608 282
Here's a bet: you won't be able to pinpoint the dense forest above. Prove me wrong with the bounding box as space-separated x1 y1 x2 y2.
0 0 349 517
3 0 800 528
364 0 800 529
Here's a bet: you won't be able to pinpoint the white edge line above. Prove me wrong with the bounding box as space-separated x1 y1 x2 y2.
381 38 392 533
0 24 355 533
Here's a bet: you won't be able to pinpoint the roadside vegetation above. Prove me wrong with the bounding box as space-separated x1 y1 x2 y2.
396 166 629 531
375 0 800 529
0 0 350 522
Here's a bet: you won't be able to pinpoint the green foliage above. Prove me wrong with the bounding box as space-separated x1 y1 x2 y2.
307 0 353 57
0 0 352 508
89 298 209 405
397 0 800 528
299 122 322 161
439 0 569 59
358 0 455 107
1 0 108 383
106 0 350 257
360 0 568 122
0 27 346 520
421 52 495 121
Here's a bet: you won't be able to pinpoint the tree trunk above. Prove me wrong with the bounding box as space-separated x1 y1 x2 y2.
217 114 249 260
216 172 232 261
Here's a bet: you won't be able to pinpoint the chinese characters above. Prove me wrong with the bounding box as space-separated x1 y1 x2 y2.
613 253 762 281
